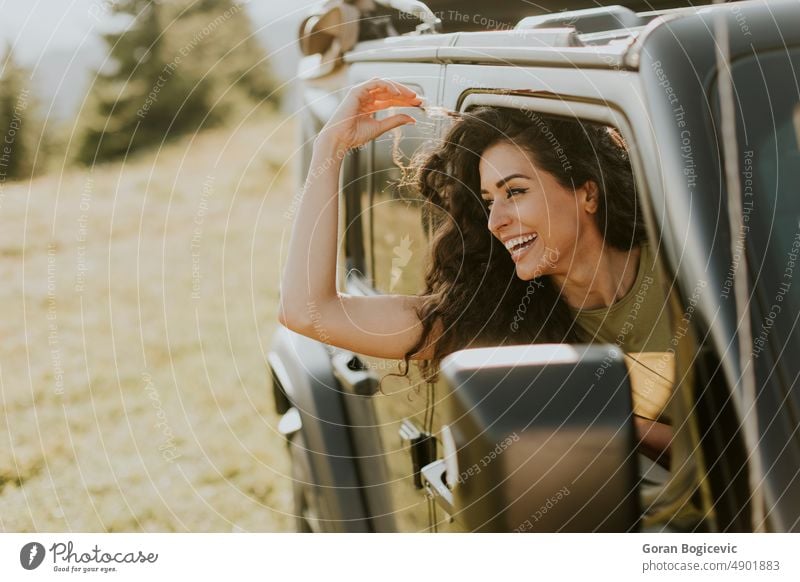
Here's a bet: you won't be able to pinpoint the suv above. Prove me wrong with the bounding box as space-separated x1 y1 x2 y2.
269 0 800 532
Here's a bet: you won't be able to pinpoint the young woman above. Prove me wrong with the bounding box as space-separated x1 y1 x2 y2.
279 78 674 465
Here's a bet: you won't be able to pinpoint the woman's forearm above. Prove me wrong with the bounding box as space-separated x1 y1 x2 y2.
634 416 672 469
279 136 347 330
277 79 419 335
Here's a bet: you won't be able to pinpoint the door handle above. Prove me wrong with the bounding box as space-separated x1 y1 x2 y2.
331 352 379 396
399 420 436 489
420 459 454 516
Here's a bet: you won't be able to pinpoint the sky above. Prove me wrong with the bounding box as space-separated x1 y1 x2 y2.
0 0 318 73
0 0 320 118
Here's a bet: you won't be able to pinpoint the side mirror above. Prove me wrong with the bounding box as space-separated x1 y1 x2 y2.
430 344 640 532
298 2 360 56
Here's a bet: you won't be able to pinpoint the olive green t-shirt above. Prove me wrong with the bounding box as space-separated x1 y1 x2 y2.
572 242 672 353
571 243 701 524
571 242 676 421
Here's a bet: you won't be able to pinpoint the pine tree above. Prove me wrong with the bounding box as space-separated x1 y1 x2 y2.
77 0 276 164
0 44 36 180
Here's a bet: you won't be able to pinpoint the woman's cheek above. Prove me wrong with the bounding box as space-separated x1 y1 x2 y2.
543 244 561 269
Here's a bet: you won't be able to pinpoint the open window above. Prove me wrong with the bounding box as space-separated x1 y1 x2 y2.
417 93 708 532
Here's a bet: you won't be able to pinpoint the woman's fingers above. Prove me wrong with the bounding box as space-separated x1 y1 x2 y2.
368 96 421 108
364 86 421 104
375 113 416 134
362 78 418 99
370 93 422 105
323 79 421 149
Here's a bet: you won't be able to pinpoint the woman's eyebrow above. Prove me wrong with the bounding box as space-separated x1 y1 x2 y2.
480 173 531 193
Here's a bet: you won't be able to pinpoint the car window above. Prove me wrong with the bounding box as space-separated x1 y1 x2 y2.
712 47 800 441
342 147 372 280
367 110 435 295
723 48 800 350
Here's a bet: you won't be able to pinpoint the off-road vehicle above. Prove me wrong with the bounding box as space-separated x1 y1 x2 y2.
269 0 800 532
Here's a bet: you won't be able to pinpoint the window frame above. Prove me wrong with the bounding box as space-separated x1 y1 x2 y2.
457 90 716 530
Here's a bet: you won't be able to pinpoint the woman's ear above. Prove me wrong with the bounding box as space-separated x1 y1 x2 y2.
580 181 600 214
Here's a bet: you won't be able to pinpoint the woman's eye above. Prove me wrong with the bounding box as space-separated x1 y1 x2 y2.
482 188 526 209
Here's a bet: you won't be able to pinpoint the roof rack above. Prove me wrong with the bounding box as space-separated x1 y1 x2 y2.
515 5 644 35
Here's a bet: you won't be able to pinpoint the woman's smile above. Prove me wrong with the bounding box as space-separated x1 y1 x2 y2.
503 233 538 262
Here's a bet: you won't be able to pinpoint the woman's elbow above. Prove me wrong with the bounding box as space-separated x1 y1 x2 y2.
277 301 311 335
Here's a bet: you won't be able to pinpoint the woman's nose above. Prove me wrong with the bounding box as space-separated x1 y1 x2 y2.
487 200 511 235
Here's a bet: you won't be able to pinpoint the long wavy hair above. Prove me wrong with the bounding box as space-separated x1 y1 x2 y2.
400 106 646 384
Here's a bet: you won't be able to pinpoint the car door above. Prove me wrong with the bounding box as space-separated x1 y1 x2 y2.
422 61 705 532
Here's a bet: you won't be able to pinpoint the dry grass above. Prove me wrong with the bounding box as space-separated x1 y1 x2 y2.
0 110 297 531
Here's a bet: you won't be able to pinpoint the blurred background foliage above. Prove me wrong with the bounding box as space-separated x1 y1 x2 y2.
0 44 40 180
75 0 278 164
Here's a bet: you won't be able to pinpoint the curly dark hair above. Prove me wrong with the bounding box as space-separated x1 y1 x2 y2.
397 106 647 384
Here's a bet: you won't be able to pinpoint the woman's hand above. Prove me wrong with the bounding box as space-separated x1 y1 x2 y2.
634 415 672 469
316 78 422 154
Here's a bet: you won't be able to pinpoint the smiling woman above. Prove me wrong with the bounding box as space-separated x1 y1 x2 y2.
278 80 676 465
405 107 654 369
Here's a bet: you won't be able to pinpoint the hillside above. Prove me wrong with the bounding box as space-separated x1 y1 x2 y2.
0 110 296 531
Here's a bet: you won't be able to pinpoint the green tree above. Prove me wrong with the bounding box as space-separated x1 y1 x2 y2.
77 0 276 164
0 45 37 180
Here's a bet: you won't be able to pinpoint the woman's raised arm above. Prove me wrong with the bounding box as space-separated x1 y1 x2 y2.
278 79 439 360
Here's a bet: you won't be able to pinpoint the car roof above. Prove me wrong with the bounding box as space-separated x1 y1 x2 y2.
344 0 795 71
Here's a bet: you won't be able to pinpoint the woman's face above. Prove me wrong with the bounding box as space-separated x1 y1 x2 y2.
479 141 598 281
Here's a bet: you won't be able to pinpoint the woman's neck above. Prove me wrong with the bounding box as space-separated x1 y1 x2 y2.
551 244 642 310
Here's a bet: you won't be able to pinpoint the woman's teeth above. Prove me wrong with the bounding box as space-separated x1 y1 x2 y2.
505 233 537 253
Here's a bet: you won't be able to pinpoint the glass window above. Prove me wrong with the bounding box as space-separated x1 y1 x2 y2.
708 46 800 527
718 48 800 400
341 147 371 279
367 109 436 295
727 49 800 321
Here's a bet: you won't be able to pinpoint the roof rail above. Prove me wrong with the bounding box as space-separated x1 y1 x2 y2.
516 5 644 35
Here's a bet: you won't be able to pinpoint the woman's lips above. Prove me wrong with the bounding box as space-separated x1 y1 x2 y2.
510 235 537 263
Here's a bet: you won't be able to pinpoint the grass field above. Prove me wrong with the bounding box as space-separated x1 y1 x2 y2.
0 111 297 531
